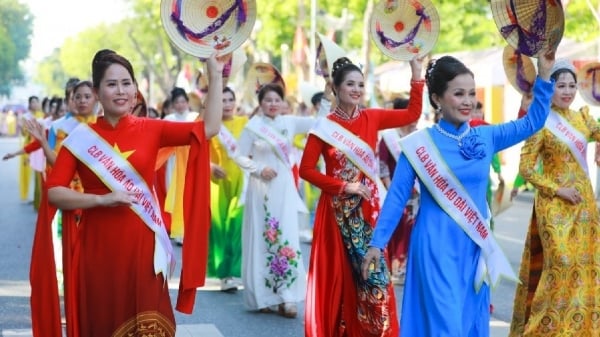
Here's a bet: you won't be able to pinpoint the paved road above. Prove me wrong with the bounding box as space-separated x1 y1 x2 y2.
0 136 532 336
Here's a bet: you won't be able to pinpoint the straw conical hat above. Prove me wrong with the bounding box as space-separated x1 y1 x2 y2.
491 0 564 57
223 48 248 84
246 62 286 94
502 45 536 94
160 0 257 58
315 33 347 79
299 82 321 107
369 0 440 61
577 62 600 106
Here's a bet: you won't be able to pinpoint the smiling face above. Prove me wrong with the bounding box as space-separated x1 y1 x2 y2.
95 64 137 119
552 71 577 110
260 90 283 118
334 70 365 109
433 73 476 127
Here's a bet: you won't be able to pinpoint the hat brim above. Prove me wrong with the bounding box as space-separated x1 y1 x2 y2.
502 45 536 95
160 0 256 58
245 62 286 95
369 0 440 61
577 62 600 106
315 33 347 78
491 0 564 57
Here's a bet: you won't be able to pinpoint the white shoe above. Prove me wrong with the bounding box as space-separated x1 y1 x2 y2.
220 277 238 293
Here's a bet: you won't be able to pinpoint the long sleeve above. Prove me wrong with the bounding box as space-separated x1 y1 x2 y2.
234 128 262 176
519 129 557 197
377 80 424 130
370 153 416 249
299 134 346 195
489 77 554 153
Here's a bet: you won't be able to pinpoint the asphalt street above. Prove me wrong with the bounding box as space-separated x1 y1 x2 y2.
0 136 533 336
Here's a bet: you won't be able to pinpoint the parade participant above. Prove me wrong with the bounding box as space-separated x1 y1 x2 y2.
207 86 247 292
362 47 556 337
45 50 224 336
509 58 600 336
378 97 420 284
300 56 424 337
235 83 313 318
163 86 200 245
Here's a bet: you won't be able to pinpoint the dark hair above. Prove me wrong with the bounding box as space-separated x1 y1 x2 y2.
41 97 50 112
476 101 483 110
311 92 324 107
65 77 80 100
550 69 577 83
258 83 285 103
28 96 39 104
425 56 474 110
73 80 93 94
223 86 236 100
49 96 63 117
147 107 159 118
160 97 171 119
91 50 136 89
392 97 409 109
331 57 362 95
170 87 188 103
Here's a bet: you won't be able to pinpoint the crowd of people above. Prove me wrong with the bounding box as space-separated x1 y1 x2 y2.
2 20 600 337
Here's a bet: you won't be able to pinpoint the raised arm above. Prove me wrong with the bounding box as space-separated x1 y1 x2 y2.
202 53 225 138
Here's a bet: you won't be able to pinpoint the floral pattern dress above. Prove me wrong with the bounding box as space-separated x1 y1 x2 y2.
235 114 315 310
509 106 600 336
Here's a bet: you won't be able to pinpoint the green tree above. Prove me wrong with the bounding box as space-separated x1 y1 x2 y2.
0 0 33 98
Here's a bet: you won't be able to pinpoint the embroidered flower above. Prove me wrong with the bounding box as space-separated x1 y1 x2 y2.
262 195 301 293
459 134 485 160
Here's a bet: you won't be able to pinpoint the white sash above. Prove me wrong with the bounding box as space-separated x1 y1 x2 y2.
401 130 518 290
545 110 589 174
54 116 80 135
217 125 238 159
381 129 403 160
245 118 292 168
63 124 175 278
310 118 379 183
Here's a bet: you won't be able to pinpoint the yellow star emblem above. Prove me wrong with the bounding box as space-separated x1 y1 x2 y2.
113 143 135 159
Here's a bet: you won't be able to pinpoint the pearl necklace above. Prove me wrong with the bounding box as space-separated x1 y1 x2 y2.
433 123 471 146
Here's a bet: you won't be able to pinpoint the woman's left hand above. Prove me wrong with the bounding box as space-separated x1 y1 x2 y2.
361 247 382 280
24 119 46 142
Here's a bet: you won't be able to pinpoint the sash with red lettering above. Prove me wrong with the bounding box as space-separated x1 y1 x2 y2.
401 129 518 290
310 118 379 183
62 123 175 278
545 109 589 174
245 117 293 168
217 124 238 159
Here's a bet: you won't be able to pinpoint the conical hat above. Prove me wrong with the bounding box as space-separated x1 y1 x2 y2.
491 0 564 57
246 62 286 94
223 48 248 84
299 82 321 107
369 0 440 61
160 0 257 58
577 62 600 106
502 45 536 94
315 33 346 79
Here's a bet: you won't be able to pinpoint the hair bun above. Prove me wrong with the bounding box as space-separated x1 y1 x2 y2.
331 57 354 78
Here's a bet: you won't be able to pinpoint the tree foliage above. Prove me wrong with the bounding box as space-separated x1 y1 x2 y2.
29 0 600 99
0 0 33 98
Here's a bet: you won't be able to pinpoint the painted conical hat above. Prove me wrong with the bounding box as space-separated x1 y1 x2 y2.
502 45 537 94
491 0 564 57
246 62 286 94
160 0 257 58
315 33 347 79
369 0 440 61
577 62 600 106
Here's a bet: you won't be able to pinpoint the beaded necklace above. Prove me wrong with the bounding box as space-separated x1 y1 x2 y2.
433 123 471 147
